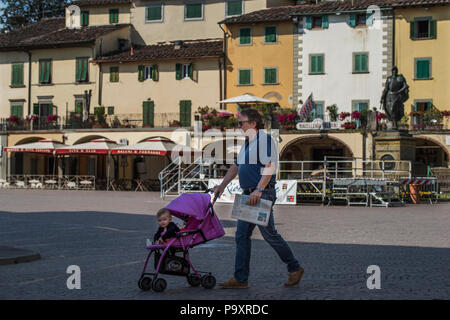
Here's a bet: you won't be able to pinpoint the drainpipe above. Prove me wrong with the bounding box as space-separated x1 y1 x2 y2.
392 9 395 67
26 50 32 115
218 23 228 110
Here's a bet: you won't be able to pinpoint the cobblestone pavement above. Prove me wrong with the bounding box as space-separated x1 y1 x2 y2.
0 190 449 300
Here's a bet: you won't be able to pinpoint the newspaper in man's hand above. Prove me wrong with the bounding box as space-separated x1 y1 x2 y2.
231 194 272 227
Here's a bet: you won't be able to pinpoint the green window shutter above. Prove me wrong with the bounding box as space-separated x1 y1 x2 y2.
416 60 430 79
76 60 82 82
81 11 89 26
306 16 312 30
110 67 119 82
143 101 155 126
264 68 277 84
138 65 144 82
310 55 323 74
186 4 202 19
110 9 118 23
75 101 83 113
152 64 159 81
33 103 40 115
175 63 182 80
107 106 114 115
44 61 51 83
11 105 22 117
48 104 53 115
239 69 250 85
239 28 251 45
410 21 416 39
82 59 88 82
361 54 368 72
322 15 328 29
188 64 193 79
180 100 191 127
354 54 361 72
429 20 436 39
366 12 374 26
354 53 368 72
265 26 277 43
11 63 23 86
227 0 242 16
349 14 356 28
147 5 162 21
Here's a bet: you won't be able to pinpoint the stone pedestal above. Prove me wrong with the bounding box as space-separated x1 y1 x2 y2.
374 131 416 176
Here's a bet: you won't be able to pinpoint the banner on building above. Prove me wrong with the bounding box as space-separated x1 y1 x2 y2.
208 179 297 205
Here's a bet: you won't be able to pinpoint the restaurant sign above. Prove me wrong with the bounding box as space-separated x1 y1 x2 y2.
296 119 340 130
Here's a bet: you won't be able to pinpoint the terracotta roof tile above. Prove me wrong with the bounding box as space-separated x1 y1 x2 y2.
69 0 132 7
221 0 450 24
94 39 224 63
0 18 130 50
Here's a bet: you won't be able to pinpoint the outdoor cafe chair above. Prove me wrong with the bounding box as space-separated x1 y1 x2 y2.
66 181 77 190
15 181 26 188
29 179 43 189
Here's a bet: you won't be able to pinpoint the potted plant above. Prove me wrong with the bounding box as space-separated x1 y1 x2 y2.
339 112 350 122
423 107 443 131
93 106 108 128
326 104 339 122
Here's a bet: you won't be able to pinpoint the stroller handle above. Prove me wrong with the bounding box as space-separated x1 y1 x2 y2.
205 188 220 205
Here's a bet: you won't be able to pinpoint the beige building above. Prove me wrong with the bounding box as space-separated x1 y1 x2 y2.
0 17 130 122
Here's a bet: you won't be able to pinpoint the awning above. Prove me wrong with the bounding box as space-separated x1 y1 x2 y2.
218 94 275 104
4 139 67 154
55 138 119 155
111 137 200 156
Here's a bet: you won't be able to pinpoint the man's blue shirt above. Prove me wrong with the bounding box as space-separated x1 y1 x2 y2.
234 130 277 189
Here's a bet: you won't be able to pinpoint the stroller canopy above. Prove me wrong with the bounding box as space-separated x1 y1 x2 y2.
165 193 213 220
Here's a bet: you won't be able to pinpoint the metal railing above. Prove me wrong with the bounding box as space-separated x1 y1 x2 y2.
1 175 96 190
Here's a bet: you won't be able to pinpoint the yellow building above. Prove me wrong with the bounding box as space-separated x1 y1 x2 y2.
394 2 450 125
221 6 297 113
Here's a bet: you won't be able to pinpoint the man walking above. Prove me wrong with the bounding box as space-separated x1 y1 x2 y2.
213 108 304 288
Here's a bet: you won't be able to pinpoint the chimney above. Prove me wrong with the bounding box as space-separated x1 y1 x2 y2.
174 40 183 50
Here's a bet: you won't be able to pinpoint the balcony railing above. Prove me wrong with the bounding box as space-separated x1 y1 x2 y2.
0 112 184 131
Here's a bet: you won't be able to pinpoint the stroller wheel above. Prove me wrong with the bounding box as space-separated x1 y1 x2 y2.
138 277 152 291
187 274 201 287
152 278 167 292
201 275 216 289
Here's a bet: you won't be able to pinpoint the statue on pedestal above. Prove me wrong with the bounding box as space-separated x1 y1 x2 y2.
380 66 409 130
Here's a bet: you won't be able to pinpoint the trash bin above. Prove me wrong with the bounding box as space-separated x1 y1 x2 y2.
409 184 420 204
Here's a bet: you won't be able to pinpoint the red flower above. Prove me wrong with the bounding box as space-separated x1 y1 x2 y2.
339 112 350 121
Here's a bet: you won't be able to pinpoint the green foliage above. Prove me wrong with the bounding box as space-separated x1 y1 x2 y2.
94 106 106 123
422 106 443 126
0 0 69 32
400 115 409 125
326 104 339 122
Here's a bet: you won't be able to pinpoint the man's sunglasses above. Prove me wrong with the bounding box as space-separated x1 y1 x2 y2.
238 120 252 126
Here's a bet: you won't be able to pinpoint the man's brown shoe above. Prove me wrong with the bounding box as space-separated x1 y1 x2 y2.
284 268 304 287
219 277 248 289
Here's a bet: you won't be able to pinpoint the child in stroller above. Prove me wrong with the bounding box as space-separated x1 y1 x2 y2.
138 191 225 292
152 208 180 245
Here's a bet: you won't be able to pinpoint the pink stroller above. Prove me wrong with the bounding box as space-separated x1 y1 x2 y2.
138 192 225 292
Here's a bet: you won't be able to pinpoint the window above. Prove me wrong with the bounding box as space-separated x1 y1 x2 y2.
307 102 323 121
39 59 52 84
182 64 190 79
264 67 278 85
313 16 322 28
356 14 366 26
10 104 23 117
415 58 431 80
180 100 192 127
238 69 251 85
76 58 89 83
239 27 252 45
75 100 84 113
412 101 432 125
110 66 119 82
226 0 243 17
11 63 24 87
81 11 89 26
411 18 437 40
264 26 277 44
352 101 369 128
185 3 203 20
353 52 369 73
107 106 115 115
143 101 155 127
139 65 159 81
146 4 163 22
309 54 324 74
109 9 119 24
175 63 192 80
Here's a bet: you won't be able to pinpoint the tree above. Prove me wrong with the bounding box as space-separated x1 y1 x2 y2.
0 0 69 32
